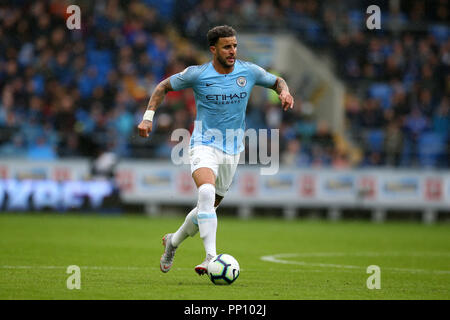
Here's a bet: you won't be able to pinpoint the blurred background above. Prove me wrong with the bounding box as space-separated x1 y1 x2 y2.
0 0 449 222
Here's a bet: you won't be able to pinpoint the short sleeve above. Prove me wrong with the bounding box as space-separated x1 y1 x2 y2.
169 66 200 91
249 63 277 88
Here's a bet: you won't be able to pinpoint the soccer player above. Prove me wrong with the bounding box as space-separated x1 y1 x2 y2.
137 25 294 275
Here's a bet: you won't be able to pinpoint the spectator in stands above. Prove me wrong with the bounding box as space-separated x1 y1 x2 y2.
403 108 430 166
384 119 404 167
0 0 448 171
281 138 311 168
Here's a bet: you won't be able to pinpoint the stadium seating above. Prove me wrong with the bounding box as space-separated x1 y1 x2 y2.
0 0 448 169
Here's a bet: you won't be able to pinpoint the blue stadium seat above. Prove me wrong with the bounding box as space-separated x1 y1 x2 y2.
304 19 322 43
142 0 175 20
32 74 45 96
296 121 316 138
364 129 384 153
429 24 449 44
87 49 112 86
418 132 446 167
348 10 363 29
369 83 393 109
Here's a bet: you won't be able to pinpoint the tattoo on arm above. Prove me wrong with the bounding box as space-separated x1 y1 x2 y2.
147 78 173 111
272 77 289 94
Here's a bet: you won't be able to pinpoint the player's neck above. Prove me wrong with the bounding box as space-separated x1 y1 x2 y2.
212 59 234 74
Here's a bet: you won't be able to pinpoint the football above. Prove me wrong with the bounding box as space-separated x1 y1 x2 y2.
207 254 240 285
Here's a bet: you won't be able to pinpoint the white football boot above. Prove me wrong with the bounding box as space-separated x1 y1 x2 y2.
194 254 215 275
160 233 177 273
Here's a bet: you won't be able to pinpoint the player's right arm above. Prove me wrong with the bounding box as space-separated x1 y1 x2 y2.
137 78 173 138
138 65 200 138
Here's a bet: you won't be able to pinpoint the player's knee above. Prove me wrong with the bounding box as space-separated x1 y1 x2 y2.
197 183 215 212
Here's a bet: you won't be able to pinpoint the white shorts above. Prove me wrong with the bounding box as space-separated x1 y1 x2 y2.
189 145 240 196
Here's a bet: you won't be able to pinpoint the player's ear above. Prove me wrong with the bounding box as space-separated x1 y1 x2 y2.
209 45 216 55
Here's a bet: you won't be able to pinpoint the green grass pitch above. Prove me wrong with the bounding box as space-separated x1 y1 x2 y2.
0 213 449 300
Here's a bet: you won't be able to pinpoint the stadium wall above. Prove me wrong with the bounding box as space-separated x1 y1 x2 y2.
0 159 449 223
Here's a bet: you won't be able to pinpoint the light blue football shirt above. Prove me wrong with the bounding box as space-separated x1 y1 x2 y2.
169 60 277 154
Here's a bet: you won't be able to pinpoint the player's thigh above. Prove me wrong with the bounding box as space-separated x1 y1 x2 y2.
190 146 219 188
215 152 240 197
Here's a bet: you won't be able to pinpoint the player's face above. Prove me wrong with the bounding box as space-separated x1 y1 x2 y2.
212 36 237 68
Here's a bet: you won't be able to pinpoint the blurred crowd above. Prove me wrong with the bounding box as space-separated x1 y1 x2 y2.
178 0 450 168
0 0 201 161
0 0 448 169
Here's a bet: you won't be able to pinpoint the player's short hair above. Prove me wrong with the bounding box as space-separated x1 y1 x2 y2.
207 25 236 46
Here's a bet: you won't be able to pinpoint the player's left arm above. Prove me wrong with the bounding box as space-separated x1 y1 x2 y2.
271 77 294 111
250 62 294 111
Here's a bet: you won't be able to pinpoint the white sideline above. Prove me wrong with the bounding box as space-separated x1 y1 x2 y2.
260 252 450 275
0 265 190 271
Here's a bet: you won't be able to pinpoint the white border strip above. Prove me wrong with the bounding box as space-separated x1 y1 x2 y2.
260 252 450 274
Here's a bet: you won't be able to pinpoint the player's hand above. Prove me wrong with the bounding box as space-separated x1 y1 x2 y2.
279 90 294 111
137 120 153 138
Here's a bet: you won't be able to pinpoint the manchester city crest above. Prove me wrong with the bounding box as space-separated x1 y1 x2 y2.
236 76 247 87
